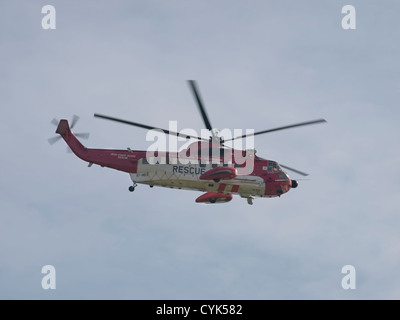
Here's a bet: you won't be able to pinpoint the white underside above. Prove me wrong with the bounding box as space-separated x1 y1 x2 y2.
129 163 275 198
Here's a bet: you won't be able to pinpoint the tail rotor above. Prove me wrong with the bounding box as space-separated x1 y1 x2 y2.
48 115 90 150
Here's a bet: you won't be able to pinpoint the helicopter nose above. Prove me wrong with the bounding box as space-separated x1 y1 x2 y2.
291 180 298 188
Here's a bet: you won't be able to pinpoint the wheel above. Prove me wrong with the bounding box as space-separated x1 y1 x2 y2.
129 186 135 192
210 198 217 203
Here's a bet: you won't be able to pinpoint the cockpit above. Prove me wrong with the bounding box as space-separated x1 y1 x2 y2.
267 161 283 173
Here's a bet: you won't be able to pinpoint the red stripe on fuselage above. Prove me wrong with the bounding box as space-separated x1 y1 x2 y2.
218 184 226 192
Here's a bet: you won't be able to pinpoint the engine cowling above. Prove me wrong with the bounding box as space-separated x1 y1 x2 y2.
195 192 233 204
199 166 237 182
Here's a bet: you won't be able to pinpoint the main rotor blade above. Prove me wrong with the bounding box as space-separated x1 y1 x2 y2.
187 80 213 131
224 119 327 142
280 164 309 176
94 113 209 142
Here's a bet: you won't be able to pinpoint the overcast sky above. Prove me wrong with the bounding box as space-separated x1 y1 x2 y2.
1 0 400 299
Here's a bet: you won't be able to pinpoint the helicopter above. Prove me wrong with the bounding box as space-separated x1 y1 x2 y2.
49 80 326 205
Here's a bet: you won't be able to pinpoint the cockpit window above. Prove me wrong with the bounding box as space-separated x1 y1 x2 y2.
267 161 282 173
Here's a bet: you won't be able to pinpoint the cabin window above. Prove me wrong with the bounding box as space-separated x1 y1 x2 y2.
142 158 149 165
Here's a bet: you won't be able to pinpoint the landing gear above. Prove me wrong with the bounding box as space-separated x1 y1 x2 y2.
247 197 254 205
129 182 137 192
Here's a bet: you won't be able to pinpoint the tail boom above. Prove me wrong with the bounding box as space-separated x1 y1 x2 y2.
55 119 140 173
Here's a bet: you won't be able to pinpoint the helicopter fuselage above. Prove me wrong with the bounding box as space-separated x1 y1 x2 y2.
130 154 292 199
55 119 294 203
50 79 325 205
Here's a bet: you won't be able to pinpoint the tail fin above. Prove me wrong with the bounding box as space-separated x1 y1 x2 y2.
55 119 86 154
55 119 70 136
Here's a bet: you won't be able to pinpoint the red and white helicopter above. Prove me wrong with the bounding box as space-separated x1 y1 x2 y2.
49 81 326 205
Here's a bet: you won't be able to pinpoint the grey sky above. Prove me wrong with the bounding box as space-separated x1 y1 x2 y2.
1 0 399 299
